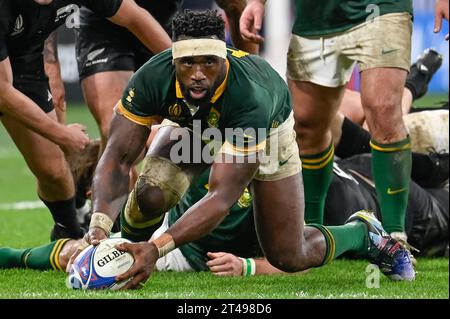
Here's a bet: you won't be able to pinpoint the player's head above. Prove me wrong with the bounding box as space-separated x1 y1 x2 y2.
33 0 54 5
171 10 228 106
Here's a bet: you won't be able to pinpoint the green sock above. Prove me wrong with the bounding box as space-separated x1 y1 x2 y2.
120 208 164 242
308 222 368 264
301 144 334 224
371 137 412 233
0 239 69 271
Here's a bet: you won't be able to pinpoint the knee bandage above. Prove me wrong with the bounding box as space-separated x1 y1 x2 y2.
124 155 190 228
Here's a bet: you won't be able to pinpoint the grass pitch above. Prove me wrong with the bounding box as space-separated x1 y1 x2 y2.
0 96 448 300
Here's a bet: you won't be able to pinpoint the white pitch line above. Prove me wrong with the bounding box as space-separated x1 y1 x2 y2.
0 200 45 211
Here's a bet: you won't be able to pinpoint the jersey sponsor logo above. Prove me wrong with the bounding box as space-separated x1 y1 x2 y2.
387 187 407 195
10 15 24 36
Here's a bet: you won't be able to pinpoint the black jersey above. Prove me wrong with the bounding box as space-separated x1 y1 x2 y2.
0 0 122 71
327 154 449 255
79 0 183 34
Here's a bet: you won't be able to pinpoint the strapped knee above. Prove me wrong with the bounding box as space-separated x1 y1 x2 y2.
124 155 190 229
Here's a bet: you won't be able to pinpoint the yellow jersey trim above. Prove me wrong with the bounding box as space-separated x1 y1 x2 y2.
116 100 162 127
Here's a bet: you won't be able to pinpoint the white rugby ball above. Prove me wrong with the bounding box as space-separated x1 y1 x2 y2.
66 237 134 290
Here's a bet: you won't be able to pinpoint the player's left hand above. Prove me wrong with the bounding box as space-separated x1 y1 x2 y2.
434 0 449 40
115 241 159 289
206 252 243 276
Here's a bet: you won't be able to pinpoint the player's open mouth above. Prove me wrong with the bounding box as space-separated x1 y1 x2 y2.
189 87 207 99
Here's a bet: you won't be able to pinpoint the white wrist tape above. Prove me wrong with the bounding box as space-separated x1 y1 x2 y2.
151 233 176 258
89 212 114 236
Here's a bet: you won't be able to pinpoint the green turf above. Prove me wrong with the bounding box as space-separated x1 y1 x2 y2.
0 100 448 299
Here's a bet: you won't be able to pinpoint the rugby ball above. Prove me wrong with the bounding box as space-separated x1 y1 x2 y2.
66 238 134 290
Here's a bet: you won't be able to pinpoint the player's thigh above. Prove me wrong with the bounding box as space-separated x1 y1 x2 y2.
81 71 133 122
288 79 345 152
360 67 408 140
250 174 305 259
1 110 69 177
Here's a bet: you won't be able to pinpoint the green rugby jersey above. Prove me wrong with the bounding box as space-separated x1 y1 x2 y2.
118 47 292 154
292 0 413 37
168 169 261 271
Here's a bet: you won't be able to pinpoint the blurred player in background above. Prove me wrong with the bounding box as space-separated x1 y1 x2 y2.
240 0 448 256
0 0 178 240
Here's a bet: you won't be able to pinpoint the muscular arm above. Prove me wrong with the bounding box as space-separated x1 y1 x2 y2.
0 58 88 152
215 0 259 54
44 30 66 123
166 153 260 247
108 0 171 54
115 152 260 289
91 112 150 224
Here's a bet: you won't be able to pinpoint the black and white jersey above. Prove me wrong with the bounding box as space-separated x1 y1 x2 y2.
0 0 122 66
78 0 183 34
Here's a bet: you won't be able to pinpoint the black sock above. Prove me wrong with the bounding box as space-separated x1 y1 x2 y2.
75 193 87 210
335 117 371 159
40 197 81 238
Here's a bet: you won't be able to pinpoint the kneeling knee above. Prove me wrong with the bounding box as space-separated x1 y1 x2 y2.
266 251 310 273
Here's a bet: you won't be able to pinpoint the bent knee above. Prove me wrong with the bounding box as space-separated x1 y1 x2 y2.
265 251 310 273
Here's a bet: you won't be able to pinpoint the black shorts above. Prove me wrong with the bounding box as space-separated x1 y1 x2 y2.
75 22 154 81
13 78 53 114
0 55 53 116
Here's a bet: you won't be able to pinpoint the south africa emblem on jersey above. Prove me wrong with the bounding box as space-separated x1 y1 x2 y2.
237 188 252 208
207 108 220 128
169 104 182 117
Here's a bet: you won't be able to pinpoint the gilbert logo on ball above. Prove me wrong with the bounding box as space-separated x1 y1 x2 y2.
66 238 134 290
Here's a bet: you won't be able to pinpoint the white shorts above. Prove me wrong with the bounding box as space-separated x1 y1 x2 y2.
287 13 412 87
152 214 194 272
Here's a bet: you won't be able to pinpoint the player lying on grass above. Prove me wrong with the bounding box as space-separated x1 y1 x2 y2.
1 151 447 275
